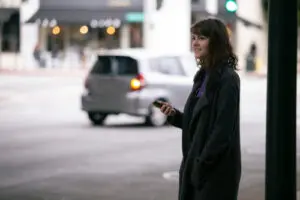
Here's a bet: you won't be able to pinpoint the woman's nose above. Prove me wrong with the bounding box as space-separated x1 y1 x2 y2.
192 40 199 47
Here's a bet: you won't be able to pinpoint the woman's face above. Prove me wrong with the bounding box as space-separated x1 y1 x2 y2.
191 34 209 59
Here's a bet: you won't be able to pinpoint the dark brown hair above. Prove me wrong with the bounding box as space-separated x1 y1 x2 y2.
191 18 238 71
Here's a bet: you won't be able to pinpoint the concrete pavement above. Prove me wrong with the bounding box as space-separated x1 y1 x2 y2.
0 74 300 200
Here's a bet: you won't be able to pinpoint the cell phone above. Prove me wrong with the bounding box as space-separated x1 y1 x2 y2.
152 100 163 108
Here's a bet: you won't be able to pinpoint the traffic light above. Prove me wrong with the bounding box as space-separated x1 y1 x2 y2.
225 0 238 13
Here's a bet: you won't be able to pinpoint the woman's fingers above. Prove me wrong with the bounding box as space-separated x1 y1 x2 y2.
160 104 166 113
170 108 176 116
164 107 172 115
160 103 175 116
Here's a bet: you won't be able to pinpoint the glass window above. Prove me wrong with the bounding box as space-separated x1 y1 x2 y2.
130 23 143 48
1 12 20 52
150 57 185 76
159 57 185 75
179 55 198 77
90 56 138 76
90 56 113 75
115 56 139 75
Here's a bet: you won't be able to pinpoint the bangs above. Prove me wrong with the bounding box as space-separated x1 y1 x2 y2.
190 19 213 38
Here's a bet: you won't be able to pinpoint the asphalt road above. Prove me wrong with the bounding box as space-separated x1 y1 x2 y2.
0 75 299 200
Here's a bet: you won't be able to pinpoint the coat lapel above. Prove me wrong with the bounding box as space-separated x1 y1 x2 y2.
188 62 225 130
189 92 209 128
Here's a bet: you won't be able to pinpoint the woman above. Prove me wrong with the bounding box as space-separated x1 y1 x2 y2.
159 18 241 200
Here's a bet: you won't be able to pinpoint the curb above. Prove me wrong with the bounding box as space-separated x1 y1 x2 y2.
0 68 89 77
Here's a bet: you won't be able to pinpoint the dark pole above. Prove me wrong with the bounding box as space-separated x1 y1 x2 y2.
0 22 2 69
265 0 298 199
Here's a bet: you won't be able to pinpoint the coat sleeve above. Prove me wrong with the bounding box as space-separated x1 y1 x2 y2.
167 109 183 129
196 73 240 170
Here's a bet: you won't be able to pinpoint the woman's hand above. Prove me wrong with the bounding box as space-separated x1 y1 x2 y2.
159 101 176 116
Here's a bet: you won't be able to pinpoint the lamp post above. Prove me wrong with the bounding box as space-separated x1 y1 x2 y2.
265 0 298 199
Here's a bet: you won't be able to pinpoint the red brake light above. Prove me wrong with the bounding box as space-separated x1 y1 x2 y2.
130 74 145 91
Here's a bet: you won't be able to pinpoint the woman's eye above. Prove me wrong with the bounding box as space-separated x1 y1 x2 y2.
191 35 207 40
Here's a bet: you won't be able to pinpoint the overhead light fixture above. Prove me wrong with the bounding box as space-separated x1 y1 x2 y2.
80 25 89 34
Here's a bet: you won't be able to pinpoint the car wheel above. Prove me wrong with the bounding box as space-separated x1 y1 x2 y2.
145 103 167 127
88 112 107 126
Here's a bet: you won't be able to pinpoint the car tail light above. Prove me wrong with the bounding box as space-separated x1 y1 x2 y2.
130 74 145 91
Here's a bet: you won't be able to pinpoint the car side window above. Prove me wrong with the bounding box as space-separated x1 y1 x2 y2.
179 56 198 77
149 59 160 72
115 56 139 76
150 57 185 76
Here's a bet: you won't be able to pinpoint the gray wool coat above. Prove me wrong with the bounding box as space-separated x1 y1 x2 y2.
167 61 241 200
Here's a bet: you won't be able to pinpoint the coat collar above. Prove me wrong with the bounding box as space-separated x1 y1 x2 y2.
189 60 230 128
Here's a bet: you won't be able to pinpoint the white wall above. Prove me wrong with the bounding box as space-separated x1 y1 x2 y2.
144 0 191 54
20 0 40 68
143 0 156 50
120 24 130 49
0 0 30 69
236 0 268 74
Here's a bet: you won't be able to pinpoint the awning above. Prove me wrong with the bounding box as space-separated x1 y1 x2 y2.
26 8 142 25
0 8 18 23
39 0 142 10
26 0 143 25
237 16 263 29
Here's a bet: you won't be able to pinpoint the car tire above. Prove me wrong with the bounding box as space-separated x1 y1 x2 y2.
88 112 107 126
145 102 168 127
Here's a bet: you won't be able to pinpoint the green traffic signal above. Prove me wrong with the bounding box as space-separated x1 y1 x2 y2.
225 0 238 12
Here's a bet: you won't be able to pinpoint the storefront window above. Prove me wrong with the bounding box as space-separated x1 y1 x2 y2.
1 12 20 52
103 27 120 49
129 23 142 48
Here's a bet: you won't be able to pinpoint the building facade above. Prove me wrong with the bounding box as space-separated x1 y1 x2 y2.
235 0 268 74
0 0 21 69
0 0 268 71
18 0 209 68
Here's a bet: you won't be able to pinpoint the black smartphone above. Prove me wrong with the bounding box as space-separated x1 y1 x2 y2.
152 100 163 108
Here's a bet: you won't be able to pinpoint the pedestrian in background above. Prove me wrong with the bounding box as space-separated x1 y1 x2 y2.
33 43 46 68
159 18 241 200
246 43 257 72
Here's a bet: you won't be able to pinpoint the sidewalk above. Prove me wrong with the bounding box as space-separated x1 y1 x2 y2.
0 67 89 77
237 70 267 79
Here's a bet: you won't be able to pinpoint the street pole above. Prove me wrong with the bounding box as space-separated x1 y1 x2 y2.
143 0 156 50
265 0 297 200
0 22 2 69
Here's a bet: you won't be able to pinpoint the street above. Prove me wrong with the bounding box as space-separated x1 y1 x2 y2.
0 74 300 200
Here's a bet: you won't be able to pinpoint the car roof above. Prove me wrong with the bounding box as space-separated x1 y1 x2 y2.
95 48 194 60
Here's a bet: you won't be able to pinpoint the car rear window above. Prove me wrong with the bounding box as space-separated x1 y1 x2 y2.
90 56 139 76
90 56 113 75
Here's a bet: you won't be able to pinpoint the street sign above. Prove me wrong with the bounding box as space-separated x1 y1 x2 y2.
125 12 144 22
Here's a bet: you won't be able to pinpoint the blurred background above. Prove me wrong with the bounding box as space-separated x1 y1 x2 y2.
0 0 299 200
